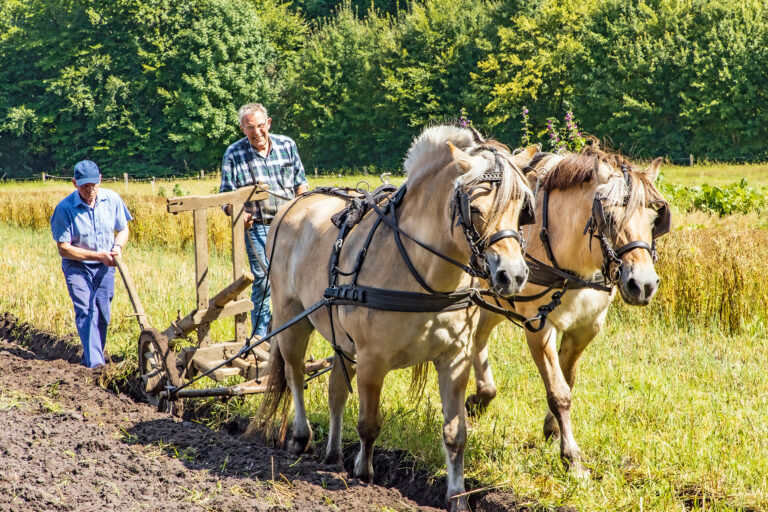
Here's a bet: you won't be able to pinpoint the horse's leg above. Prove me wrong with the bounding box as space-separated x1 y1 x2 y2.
279 316 315 455
353 358 386 483
543 319 604 441
324 356 356 466
435 355 472 512
525 325 588 478
466 313 500 416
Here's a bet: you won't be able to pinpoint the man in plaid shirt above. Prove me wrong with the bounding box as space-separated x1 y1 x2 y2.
220 103 308 338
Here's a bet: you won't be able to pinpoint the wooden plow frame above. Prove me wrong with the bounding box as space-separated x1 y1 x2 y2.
116 184 331 412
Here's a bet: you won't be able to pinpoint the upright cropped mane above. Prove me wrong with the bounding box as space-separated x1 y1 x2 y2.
403 124 474 180
404 124 532 240
537 146 665 232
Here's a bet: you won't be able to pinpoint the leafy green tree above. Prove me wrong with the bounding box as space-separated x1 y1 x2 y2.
0 0 275 177
278 5 395 167
290 0 403 20
569 0 768 159
471 0 594 144
379 0 495 148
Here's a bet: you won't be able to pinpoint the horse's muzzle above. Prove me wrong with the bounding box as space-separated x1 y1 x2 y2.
618 264 659 306
487 256 529 298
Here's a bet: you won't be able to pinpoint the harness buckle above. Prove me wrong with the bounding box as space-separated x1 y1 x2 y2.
334 238 343 251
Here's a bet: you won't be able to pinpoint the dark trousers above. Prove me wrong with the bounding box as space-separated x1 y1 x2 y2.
62 259 115 368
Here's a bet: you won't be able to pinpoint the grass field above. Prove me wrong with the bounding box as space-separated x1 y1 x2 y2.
661 162 768 187
1 166 767 511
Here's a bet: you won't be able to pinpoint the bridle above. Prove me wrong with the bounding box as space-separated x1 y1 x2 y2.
451 145 536 279
583 164 671 285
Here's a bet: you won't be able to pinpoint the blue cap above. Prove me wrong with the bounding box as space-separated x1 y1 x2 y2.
74 160 101 187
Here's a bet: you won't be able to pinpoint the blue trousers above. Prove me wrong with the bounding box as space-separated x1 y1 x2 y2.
62 259 115 368
245 224 271 337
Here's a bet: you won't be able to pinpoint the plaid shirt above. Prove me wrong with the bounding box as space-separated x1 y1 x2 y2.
219 134 307 221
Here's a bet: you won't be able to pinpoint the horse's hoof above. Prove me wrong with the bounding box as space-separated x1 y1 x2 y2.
287 436 313 455
447 495 470 512
465 395 486 417
323 451 344 466
353 462 374 483
569 460 591 483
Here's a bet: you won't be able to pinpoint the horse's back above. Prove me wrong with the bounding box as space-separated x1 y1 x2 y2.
268 193 348 304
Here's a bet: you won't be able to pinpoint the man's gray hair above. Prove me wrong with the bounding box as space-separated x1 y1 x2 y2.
238 103 269 125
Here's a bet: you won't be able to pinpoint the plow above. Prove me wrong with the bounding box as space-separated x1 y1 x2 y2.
115 184 331 414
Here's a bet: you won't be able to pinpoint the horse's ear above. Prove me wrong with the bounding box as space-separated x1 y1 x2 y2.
447 141 473 173
522 145 538 159
511 145 539 168
644 157 663 182
594 155 613 183
469 126 485 144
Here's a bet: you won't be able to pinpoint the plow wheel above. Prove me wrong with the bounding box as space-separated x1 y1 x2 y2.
138 328 185 416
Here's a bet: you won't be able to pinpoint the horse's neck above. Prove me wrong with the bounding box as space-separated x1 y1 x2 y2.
529 187 601 276
353 176 469 293
399 179 469 288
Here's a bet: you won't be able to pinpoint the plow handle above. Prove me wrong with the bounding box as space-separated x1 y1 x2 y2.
114 255 152 331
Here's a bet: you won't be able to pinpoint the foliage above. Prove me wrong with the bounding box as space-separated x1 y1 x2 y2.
289 0 402 19
277 5 394 168
0 0 275 177
280 0 498 168
570 0 768 159
2 0 768 176
377 0 495 154
661 179 767 216
694 180 767 216
472 0 594 143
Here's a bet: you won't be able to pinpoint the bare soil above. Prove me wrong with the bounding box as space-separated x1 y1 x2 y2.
0 313 573 512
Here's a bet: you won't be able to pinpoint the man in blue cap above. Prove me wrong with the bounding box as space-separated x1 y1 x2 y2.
50 160 132 368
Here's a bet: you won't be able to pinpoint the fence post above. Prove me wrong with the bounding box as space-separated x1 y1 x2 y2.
689 154 694 166
124 173 128 193
151 177 156 196
200 170 204 180
314 167 318 178
42 172 46 183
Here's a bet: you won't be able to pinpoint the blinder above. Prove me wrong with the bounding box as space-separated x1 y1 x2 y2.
520 195 536 226
450 146 532 277
652 201 671 239
591 196 608 234
585 166 671 283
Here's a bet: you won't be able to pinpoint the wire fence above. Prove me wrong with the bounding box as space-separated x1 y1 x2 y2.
0 170 221 184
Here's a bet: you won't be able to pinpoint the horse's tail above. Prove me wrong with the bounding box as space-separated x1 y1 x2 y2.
253 341 291 443
408 362 430 401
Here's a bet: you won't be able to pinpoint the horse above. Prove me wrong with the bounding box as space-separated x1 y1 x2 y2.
466 146 671 477
258 125 537 511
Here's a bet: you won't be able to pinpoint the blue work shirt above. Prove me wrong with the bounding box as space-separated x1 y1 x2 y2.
50 189 133 263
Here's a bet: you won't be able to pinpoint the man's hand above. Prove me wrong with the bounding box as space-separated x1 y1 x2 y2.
97 251 116 266
244 211 254 228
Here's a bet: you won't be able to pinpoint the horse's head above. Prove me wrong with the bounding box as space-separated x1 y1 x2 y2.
587 153 670 305
448 139 536 297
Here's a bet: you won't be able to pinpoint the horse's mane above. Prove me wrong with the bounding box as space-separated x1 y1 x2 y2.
537 146 665 232
403 124 474 179
404 125 532 240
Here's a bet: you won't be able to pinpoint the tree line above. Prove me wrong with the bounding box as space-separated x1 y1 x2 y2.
1 0 766 177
